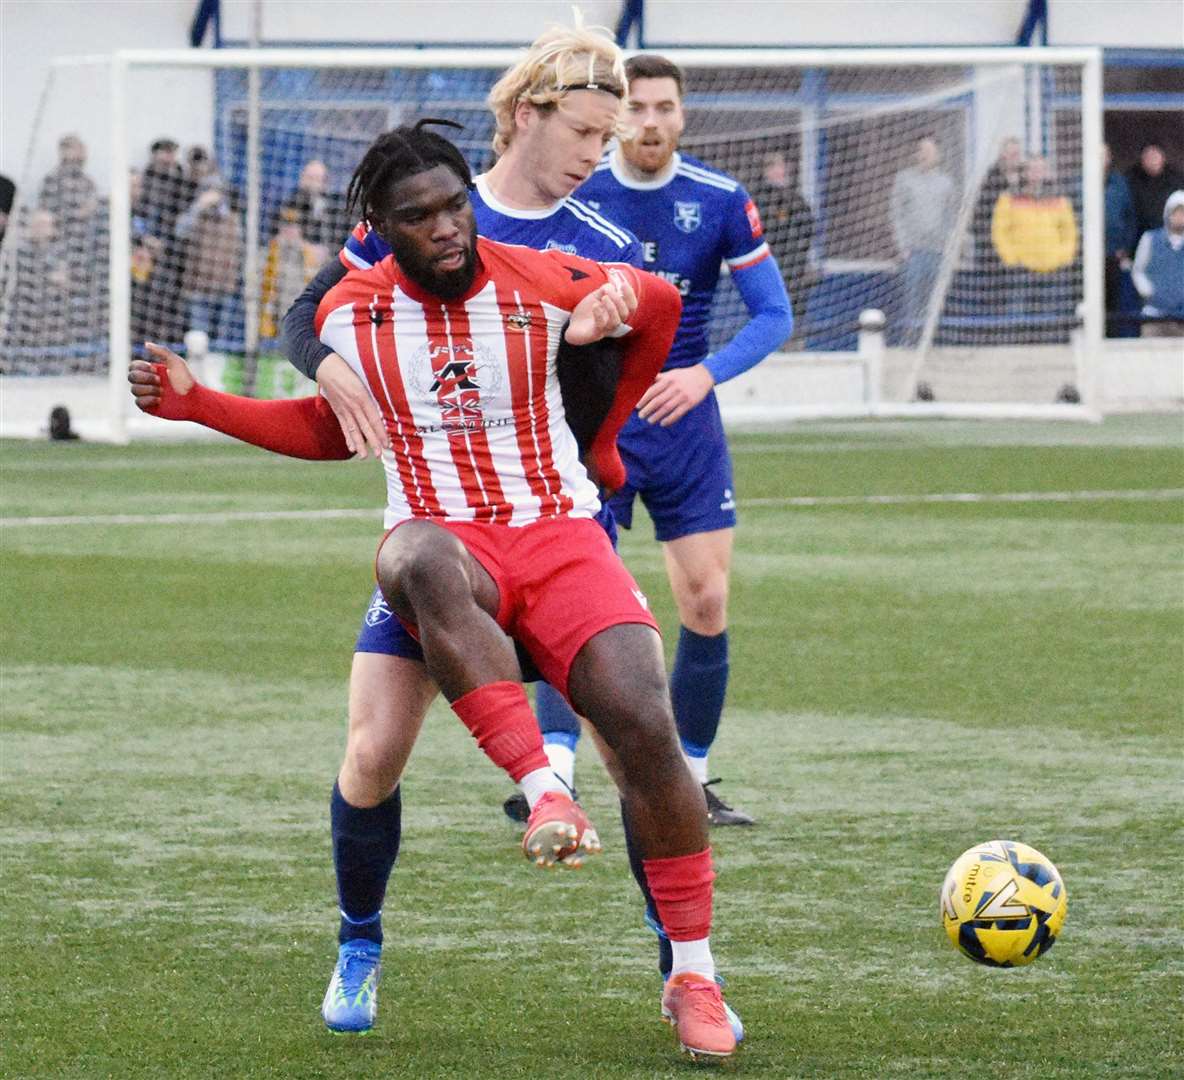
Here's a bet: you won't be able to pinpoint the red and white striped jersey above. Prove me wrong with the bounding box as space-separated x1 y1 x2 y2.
315 237 643 528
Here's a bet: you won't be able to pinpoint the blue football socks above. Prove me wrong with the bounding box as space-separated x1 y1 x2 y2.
330 781 402 945
670 627 729 759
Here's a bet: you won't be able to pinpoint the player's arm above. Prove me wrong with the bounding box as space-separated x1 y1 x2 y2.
129 344 353 461
638 256 791 428
553 238 645 456
280 230 390 459
580 266 682 492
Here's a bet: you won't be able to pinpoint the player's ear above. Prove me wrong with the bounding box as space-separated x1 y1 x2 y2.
513 99 536 134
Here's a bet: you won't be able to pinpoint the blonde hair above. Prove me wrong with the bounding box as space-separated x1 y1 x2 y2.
487 23 627 156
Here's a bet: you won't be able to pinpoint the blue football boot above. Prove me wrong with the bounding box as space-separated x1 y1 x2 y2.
321 939 381 1034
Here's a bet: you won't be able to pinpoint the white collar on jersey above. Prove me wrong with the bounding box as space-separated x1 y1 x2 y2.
607 149 681 191
474 173 568 220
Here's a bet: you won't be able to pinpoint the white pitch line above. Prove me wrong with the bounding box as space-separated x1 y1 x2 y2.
0 507 383 528
742 488 1184 508
2 489 1182 529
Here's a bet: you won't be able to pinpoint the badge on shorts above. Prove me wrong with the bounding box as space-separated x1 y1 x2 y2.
674 201 702 234
365 593 393 626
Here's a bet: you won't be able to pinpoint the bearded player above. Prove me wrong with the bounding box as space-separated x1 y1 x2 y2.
133 121 739 1060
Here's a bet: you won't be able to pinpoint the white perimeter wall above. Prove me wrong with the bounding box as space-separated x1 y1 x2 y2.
2 0 1180 191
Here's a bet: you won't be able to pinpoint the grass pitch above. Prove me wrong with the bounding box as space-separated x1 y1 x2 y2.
2 416 1182 1078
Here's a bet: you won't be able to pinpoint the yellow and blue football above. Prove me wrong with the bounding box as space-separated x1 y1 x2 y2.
940 840 1067 967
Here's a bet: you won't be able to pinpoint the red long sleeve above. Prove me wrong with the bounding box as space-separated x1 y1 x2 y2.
585 271 681 492
147 363 353 461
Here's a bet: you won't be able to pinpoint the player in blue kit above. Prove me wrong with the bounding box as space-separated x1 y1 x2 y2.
278 28 750 1041
569 53 794 826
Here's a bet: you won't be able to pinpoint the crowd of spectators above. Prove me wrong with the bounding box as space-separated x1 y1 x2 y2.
1103 141 1184 337
2 134 346 370
3 135 109 366
2 125 1178 371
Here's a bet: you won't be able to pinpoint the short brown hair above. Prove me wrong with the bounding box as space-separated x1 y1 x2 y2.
624 54 684 97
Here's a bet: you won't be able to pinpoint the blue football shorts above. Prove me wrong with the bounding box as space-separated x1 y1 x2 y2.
607 390 737 543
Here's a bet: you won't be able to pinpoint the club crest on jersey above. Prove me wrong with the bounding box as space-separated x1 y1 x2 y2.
674 201 702 234
408 339 503 439
506 311 532 331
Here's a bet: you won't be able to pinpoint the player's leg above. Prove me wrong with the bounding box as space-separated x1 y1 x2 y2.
568 625 736 1058
502 681 581 825
376 521 599 866
643 399 752 826
513 519 735 1057
583 700 744 1046
323 593 437 1035
662 526 750 826
502 504 625 825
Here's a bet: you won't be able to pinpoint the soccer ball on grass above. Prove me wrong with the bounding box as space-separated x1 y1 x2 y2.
940 840 1067 967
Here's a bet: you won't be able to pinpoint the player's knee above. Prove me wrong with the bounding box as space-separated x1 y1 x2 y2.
603 696 681 775
677 577 728 633
344 719 411 792
376 522 463 615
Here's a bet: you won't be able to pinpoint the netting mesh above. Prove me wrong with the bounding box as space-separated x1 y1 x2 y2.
0 54 1090 425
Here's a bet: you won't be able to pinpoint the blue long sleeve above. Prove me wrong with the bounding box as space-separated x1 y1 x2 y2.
702 256 792 385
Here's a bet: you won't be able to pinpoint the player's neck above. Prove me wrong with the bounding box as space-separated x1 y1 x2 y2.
483 156 563 211
612 148 680 189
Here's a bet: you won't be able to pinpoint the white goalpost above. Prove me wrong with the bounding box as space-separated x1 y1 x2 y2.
0 46 1108 441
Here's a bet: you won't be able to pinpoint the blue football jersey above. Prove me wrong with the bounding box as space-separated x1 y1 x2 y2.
575 151 772 368
340 173 643 270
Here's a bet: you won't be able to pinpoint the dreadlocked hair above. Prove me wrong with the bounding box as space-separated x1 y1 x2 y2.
346 119 474 225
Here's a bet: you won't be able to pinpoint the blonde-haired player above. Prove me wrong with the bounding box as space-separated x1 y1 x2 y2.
275 23 746 1053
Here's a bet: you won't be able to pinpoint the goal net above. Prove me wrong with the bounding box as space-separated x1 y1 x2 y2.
0 47 1102 440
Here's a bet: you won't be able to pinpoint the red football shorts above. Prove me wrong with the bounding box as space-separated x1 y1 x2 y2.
379 515 659 697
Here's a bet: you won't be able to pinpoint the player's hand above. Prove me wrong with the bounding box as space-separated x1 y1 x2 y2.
128 342 196 413
316 353 389 459
565 269 637 346
636 364 715 427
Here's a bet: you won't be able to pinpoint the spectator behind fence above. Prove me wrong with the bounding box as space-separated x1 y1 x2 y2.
891 135 955 346
992 156 1077 275
4 208 69 364
1131 190 1184 338
38 134 98 227
992 156 1078 342
175 174 242 344
749 150 813 345
279 159 350 249
1127 143 1184 244
1104 143 1138 336
135 138 189 344
972 136 1022 271
260 203 322 340
0 173 14 248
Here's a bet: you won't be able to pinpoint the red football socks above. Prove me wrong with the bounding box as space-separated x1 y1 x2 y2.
451 681 551 783
642 847 716 941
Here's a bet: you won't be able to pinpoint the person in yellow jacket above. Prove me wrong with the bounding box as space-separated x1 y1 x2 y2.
991 156 1078 273
990 156 1079 341
259 202 324 340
